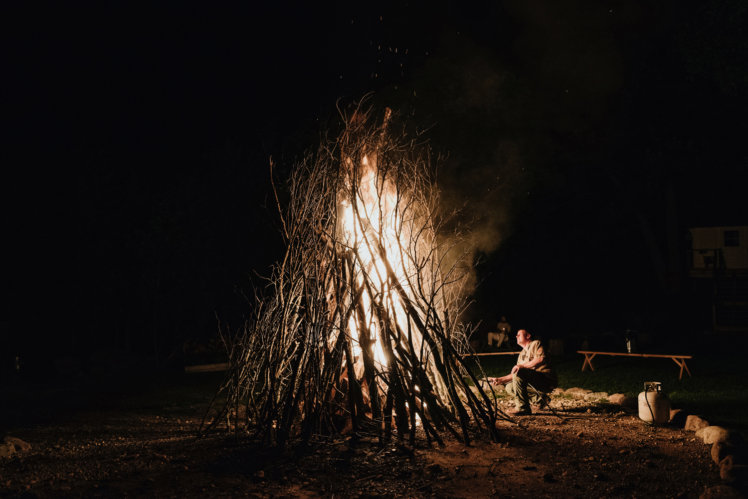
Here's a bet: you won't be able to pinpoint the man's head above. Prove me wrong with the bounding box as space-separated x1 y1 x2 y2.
516 329 531 348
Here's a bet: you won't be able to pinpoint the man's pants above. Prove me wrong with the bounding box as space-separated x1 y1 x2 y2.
505 368 557 411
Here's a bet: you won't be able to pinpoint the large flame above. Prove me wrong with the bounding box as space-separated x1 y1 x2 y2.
338 152 423 373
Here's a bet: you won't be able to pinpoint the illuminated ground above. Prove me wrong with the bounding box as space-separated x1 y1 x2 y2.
0 372 728 497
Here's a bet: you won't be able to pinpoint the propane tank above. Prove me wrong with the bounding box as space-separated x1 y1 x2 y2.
638 381 671 424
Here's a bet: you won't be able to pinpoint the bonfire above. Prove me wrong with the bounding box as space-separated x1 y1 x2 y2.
206 103 508 446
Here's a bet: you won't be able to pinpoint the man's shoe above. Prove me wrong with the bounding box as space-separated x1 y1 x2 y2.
540 393 550 406
508 407 532 416
532 394 551 411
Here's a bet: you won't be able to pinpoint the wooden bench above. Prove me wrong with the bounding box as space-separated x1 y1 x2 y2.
469 351 522 357
577 351 693 380
184 362 229 373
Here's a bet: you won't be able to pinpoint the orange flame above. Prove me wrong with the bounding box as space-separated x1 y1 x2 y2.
339 152 421 372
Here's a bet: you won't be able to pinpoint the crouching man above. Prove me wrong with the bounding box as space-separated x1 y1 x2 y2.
492 329 557 415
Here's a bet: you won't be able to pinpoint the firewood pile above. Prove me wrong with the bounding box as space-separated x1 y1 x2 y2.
204 103 508 446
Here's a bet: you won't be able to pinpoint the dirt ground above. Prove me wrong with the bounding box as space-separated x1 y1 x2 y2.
1 379 736 499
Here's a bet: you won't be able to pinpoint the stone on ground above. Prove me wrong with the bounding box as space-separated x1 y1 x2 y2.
4 437 31 452
608 393 637 409
0 437 31 457
713 441 748 466
685 415 710 432
608 393 626 404
713 442 736 465
583 391 609 401
564 387 592 396
696 426 730 445
0 441 14 458
719 455 748 484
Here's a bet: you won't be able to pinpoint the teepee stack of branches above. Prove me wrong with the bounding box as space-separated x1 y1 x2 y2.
205 104 508 447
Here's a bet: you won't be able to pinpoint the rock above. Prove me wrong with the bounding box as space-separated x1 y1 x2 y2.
696 426 731 445
712 442 745 466
669 408 687 427
720 455 735 479
700 484 744 498
685 415 710 432
608 393 626 404
0 437 30 458
608 393 637 409
3 437 30 453
719 455 748 484
713 442 733 465
720 455 748 483
0 442 15 458
583 391 609 401
564 387 592 397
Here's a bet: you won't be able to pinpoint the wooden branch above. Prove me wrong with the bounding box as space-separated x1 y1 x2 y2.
205 101 501 448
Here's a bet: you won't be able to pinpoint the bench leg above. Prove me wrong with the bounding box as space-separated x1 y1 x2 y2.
672 358 692 380
581 354 596 372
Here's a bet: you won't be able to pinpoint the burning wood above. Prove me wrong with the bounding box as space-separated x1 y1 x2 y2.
204 103 508 446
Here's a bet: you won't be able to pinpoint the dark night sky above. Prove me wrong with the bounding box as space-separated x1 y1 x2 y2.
4 1 747 367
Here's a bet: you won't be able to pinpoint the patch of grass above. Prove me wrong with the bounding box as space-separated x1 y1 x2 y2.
471 352 748 435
